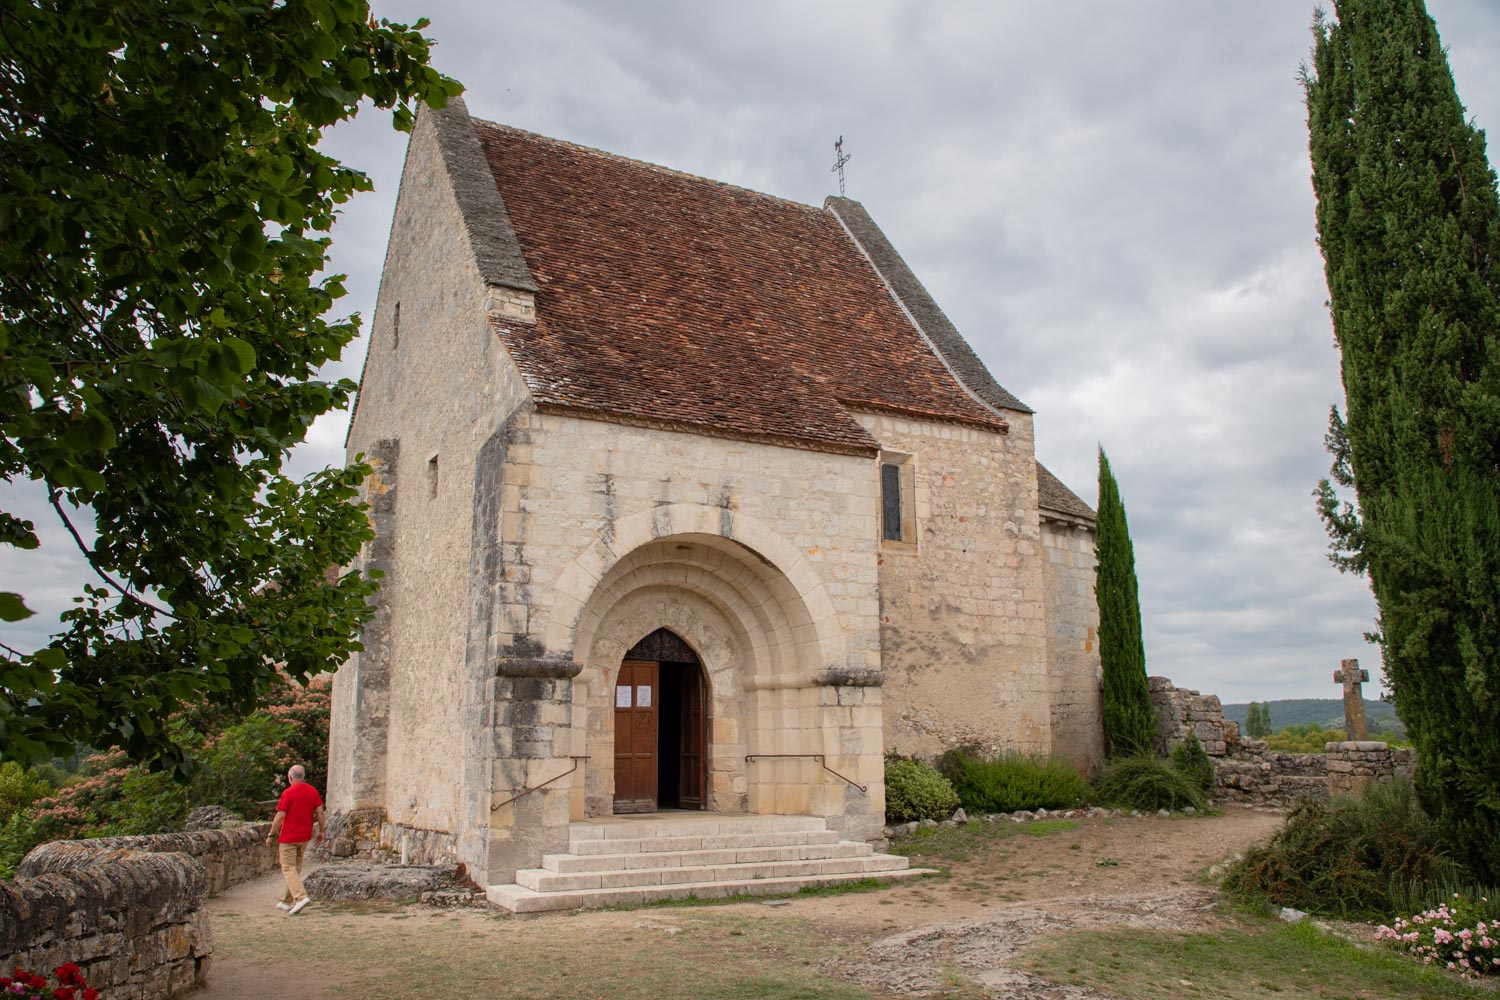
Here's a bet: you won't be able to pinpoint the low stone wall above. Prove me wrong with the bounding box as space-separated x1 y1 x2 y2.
1 848 210 999
1151 675 1415 808
3 823 279 998
19 824 277 896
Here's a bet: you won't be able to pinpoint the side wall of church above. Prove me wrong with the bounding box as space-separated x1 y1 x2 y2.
1041 518 1105 771
858 411 1054 760
329 110 532 876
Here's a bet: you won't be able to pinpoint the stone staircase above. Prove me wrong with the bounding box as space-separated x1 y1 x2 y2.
487 812 930 913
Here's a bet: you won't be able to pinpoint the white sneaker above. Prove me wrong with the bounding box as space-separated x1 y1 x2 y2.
289 897 311 915
275 902 291 911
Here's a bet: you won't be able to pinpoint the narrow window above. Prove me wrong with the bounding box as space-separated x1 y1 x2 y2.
427 454 439 498
392 302 401 351
881 462 903 541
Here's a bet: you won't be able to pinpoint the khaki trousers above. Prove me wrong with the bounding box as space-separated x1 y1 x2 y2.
278 841 309 904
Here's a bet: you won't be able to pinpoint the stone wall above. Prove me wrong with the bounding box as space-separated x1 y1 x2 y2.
1041 516 1104 772
1150 675 1415 807
860 410 1053 761
1149 676 1240 756
2 825 277 999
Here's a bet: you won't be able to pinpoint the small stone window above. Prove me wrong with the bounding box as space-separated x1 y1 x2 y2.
879 452 915 546
427 454 439 498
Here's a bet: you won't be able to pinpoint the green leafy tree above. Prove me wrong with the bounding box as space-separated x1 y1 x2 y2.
0 2 463 768
1306 0 1500 880
1247 701 1272 739
1096 448 1156 758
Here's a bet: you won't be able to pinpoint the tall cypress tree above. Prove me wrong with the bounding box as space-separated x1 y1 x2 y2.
1307 0 1500 880
1096 448 1156 758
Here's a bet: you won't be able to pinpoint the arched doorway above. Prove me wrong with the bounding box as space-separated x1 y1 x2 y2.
613 628 708 814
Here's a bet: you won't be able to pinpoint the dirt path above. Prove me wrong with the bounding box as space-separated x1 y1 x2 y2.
191 808 1282 999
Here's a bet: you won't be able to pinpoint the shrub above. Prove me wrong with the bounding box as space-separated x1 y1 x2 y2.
1092 754 1207 813
885 757 960 823
1264 723 1349 753
1170 735 1215 796
1223 777 1466 919
937 748 1090 814
0 761 55 823
194 714 297 816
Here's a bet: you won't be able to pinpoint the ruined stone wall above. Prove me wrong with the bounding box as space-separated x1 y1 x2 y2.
1150 676 1416 807
859 410 1053 760
1 826 279 999
1041 517 1104 772
1149 676 1242 756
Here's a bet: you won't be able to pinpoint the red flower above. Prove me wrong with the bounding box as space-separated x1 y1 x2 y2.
29 974 47 989
53 987 77 1000
53 964 83 987
82 989 99 1000
0 977 10 988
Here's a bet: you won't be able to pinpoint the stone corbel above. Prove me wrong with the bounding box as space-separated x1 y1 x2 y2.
814 666 884 688
494 657 584 680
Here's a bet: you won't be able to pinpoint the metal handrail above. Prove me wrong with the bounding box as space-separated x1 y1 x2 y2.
490 756 589 813
745 753 867 793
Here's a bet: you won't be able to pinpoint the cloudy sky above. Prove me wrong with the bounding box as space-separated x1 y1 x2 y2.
6 1 1499 704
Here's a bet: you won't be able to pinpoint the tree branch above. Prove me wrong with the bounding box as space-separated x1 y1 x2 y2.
48 489 177 620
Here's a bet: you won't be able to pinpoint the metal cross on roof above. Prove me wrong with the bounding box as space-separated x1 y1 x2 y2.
831 135 851 196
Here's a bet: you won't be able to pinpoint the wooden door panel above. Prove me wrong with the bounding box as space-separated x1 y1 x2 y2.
613 660 657 812
679 666 705 809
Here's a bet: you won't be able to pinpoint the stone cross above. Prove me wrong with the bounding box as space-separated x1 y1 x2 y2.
1333 658 1370 741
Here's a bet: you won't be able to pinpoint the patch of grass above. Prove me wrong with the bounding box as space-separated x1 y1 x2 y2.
1019 917 1487 999
219 905 876 999
892 817 1077 864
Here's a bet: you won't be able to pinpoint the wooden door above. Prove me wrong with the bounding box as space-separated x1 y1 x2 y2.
678 666 706 809
613 660 658 813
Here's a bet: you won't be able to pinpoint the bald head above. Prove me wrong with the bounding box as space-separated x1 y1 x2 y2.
288 764 306 783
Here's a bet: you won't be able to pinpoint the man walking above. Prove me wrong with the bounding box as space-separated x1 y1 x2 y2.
265 764 324 915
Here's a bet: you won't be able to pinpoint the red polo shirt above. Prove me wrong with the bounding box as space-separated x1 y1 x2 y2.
276 781 323 844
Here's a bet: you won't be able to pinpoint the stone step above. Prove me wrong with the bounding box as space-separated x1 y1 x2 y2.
542 840 873 873
568 828 843 856
568 814 828 841
489 866 936 914
514 853 910 893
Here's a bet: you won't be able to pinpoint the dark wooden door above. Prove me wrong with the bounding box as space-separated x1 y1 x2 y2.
678 666 706 809
613 660 658 813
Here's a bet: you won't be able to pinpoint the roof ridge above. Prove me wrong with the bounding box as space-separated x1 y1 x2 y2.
470 118 827 217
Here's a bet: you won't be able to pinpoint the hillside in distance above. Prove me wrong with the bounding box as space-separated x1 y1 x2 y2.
1222 698 1404 735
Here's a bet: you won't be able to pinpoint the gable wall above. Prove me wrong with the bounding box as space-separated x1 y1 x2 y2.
330 110 532 855
858 411 1054 759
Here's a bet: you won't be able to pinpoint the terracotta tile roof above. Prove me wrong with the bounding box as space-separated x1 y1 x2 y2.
1037 463 1096 523
471 120 1011 455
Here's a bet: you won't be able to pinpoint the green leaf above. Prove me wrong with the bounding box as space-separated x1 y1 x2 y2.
0 593 35 622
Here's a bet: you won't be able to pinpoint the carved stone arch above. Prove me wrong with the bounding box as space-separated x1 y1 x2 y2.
546 503 846 677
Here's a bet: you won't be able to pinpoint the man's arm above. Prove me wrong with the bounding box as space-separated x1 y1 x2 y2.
314 805 326 843
265 809 286 845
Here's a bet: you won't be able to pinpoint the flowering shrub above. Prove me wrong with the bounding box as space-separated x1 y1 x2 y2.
1376 895 1500 979
0 962 99 1000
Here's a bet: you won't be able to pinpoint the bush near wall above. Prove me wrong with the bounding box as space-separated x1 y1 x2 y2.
937 748 1091 814
884 758 960 823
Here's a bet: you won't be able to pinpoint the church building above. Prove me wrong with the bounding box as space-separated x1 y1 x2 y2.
327 98 1102 908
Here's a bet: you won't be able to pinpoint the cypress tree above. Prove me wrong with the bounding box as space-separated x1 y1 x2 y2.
1307 0 1500 880
1096 447 1156 758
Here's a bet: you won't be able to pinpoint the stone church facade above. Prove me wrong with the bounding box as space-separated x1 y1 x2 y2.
327 98 1103 888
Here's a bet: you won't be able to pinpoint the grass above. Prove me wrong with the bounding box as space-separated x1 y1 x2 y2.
1019 916 1490 999
601 876 905 911
214 904 876 999
891 817 1078 864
